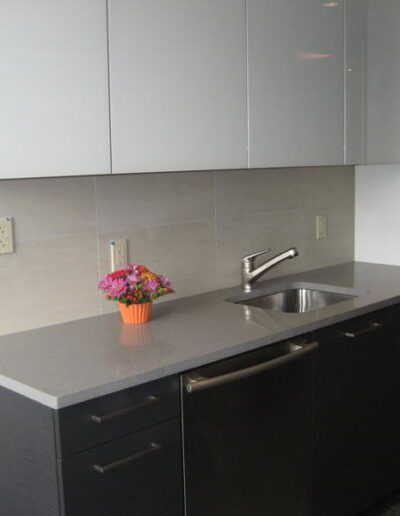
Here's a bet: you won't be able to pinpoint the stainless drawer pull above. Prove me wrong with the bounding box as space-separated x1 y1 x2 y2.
185 341 319 394
90 395 160 424
93 442 162 474
343 322 383 339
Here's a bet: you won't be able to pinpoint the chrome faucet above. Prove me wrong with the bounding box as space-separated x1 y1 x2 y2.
241 247 299 292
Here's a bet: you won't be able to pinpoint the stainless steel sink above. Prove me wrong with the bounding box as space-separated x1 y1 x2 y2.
227 282 364 314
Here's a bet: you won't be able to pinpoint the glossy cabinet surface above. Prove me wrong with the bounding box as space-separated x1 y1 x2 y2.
108 0 248 173
345 0 366 165
247 0 345 168
0 0 110 178
365 0 400 164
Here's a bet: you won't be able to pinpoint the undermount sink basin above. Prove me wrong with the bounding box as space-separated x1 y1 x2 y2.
228 282 364 314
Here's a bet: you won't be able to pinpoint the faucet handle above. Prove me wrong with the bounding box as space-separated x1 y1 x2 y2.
242 248 271 267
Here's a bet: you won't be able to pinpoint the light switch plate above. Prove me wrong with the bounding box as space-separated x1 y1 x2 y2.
110 239 128 271
316 215 327 240
0 217 14 254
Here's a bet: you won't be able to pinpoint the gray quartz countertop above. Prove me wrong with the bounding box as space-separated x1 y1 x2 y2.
1 261 400 409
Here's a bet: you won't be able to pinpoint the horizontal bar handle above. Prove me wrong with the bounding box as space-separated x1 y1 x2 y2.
90 395 160 424
93 442 162 474
343 322 383 339
185 341 319 394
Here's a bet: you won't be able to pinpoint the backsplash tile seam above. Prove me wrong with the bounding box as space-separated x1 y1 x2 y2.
93 177 103 315
96 217 218 233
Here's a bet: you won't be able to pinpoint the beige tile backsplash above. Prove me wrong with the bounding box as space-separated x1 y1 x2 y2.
0 166 354 335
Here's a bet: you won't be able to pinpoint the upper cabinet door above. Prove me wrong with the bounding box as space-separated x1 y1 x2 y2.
366 0 400 164
0 1 110 179
247 0 345 168
108 0 247 174
345 0 366 165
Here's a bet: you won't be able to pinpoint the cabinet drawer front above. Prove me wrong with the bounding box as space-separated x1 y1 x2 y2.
55 376 179 457
59 418 183 516
315 305 396 351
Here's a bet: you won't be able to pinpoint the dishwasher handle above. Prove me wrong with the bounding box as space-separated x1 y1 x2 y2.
185 341 319 394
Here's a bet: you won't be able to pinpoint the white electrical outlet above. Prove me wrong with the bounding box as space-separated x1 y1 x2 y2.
316 215 327 240
0 217 14 254
110 239 128 271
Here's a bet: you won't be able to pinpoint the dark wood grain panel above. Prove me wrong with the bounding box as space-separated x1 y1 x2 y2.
0 386 59 516
159 507 183 516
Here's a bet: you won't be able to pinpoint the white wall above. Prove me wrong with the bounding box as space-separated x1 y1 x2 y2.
356 165 400 264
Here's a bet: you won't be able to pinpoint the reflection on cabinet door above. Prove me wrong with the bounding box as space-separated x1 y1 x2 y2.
248 0 344 168
366 0 400 164
108 0 248 173
0 0 110 179
345 0 366 165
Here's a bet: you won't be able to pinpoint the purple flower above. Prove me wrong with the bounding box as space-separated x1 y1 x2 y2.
142 279 160 293
108 278 128 298
159 275 171 289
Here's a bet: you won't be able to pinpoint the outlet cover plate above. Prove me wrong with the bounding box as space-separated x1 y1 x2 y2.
110 239 128 271
316 215 327 240
0 217 14 254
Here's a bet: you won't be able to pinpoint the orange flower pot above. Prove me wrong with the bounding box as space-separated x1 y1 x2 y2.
119 302 153 325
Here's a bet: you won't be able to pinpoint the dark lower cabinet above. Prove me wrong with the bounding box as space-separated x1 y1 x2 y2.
3 304 400 516
59 419 182 516
0 376 183 516
313 306 400 516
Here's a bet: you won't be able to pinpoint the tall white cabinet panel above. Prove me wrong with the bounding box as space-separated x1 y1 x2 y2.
345 0 366 165
108 0 247 173
0 1 110 178
366 0 400 164
247 0 345 168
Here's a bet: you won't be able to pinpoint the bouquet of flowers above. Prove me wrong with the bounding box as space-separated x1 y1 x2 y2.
98 265 173 306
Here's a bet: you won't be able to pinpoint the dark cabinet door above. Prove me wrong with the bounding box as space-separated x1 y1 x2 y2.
182 338 316 516
313 306 400 516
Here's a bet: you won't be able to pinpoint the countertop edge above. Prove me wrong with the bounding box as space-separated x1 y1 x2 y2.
14 293 400 410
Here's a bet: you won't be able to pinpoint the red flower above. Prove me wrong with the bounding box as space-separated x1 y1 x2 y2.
109 269 129 280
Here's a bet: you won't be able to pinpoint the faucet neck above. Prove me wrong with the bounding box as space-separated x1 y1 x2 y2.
242 248 298 292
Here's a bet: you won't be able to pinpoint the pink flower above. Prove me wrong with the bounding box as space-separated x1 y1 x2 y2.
126 272 141 285
159 275 171 289
98 276 111 291
142 279 160 293
108 278 128 298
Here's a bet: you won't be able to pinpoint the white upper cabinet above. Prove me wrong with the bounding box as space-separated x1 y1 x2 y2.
0 0 110 179
365 0 400 164
345 0 366 165
247 0 345 168
108 0 248 174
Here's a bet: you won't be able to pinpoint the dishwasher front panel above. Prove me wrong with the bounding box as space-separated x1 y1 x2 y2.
181 339 316 516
